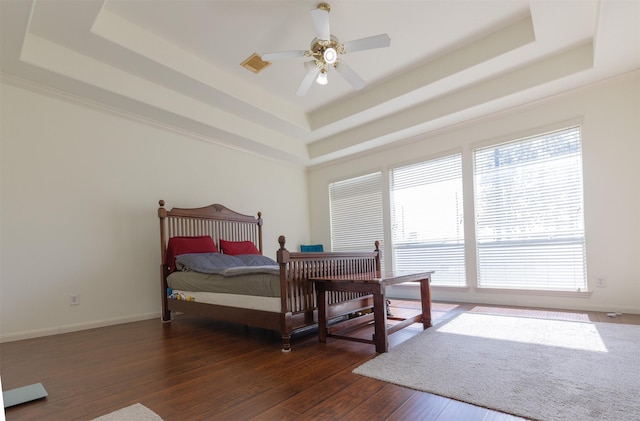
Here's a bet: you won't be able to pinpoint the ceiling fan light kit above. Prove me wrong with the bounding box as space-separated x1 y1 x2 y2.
316 69 328 85
258 2 391 96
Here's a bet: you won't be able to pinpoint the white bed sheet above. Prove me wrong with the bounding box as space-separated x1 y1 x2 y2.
172 290 281 312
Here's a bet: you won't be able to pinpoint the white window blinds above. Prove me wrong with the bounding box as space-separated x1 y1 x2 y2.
390 154 466 286
473 126 587 291
329 172 384 257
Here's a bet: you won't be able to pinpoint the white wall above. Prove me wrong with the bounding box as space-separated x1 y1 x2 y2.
0 79 310 341
2 71 638 344
309 71 640 314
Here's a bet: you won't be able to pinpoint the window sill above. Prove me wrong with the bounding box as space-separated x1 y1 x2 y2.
389 283 594 298
389 283 471 292
475 287 594 298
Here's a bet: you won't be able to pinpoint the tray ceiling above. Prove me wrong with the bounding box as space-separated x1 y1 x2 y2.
1 0 638 166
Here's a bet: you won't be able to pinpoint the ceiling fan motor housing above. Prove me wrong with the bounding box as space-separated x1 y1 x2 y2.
309 36 344 67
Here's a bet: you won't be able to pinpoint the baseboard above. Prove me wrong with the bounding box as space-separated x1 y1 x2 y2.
0 312 160 343
387 285 640 315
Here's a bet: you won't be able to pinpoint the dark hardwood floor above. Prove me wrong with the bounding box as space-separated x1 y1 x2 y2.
1 301 638 421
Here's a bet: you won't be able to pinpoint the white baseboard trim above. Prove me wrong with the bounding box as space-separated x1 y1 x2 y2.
387 285 640 315
0 312 160 343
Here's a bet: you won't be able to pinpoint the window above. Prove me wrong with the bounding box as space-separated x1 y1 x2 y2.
390 154 466 286
473 126 587 291
329 172 384 258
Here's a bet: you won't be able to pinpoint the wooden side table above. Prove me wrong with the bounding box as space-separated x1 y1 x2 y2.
311 271 433 353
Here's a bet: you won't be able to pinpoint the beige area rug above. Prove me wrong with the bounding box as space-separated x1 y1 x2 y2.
353 312 640 421
91 403 162 421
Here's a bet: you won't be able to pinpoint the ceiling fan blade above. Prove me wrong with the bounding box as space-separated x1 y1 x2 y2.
310 8 331 41
334 61 366 90
261 50 306 61
343 34 391 53
296 62 320 96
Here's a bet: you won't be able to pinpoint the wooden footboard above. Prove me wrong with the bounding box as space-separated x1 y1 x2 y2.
277 235 380 329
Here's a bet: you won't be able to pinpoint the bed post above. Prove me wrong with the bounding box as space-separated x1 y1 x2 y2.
374 240 381 277
276 235 290 263
256 211 263 253
158 200 171 322
280 312 293 353
276 235 293 352
277 235 290 314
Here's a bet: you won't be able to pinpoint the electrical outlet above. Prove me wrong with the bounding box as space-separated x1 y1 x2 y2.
596 277 607 288
69 293 79 306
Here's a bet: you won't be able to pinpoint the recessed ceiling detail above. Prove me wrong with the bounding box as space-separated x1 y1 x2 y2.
1 0 638 166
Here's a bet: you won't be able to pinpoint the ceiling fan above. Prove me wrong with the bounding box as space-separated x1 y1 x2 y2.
261 2 391 96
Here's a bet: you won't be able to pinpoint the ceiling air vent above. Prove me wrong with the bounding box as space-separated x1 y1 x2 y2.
241 53 271 73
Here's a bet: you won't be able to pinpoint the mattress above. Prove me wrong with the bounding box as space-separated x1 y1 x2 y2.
167 270 280 297
170 290 281 312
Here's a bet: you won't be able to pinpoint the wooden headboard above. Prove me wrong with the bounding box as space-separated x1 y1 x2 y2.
158 200 263 267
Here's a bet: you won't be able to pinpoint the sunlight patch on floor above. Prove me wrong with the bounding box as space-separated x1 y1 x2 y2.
437 312 608 352
470 305 592 322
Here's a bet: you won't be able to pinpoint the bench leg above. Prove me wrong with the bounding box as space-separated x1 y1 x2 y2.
318 288 328 343
420 277 432 328
373 292 388 353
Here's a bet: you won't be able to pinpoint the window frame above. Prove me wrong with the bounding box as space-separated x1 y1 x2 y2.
472 125 587 292
389 152 467 287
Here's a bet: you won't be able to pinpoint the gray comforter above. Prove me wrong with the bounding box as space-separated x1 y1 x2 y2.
169 252 281 297
167 271 281 297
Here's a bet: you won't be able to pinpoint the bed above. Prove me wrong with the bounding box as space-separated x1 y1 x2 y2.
158 200 380 352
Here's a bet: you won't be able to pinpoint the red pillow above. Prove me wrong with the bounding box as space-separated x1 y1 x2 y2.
219 239 260 256
165 236 218 272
